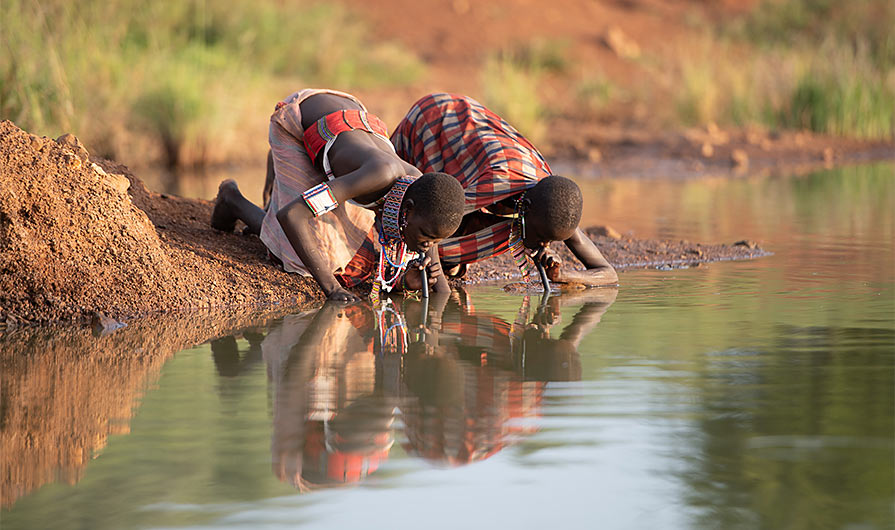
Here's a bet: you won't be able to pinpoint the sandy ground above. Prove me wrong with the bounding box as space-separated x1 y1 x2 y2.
0 120 319 328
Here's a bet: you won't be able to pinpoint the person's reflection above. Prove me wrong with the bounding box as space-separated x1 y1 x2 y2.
266 288 617 486
399 288 617 466
267 303 396 490
513 288 617 382
210 330 265 378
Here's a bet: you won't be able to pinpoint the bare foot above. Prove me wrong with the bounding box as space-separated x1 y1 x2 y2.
211 180 240 232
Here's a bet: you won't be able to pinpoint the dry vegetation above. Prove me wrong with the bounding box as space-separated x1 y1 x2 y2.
2 0 892 169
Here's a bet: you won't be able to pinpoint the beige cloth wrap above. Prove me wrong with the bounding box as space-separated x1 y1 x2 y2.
259 89 376 276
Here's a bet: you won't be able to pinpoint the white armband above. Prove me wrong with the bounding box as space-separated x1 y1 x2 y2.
302 183 338 217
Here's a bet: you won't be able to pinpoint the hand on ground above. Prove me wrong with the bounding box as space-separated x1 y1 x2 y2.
326 287 360 303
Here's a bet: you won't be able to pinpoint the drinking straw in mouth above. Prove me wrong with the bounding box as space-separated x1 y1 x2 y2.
417 259 429 298
534 248 552 294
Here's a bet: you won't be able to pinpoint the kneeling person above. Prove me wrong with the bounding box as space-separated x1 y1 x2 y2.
213 89 465 301
391 93 618 287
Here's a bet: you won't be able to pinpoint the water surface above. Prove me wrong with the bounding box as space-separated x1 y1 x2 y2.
2 163 892 529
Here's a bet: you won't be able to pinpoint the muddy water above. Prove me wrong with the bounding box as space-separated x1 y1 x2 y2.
2 163 892 529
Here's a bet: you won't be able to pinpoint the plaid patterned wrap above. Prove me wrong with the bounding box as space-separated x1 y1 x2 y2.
391 93 552 264
334 227 377 288
441 312 513 360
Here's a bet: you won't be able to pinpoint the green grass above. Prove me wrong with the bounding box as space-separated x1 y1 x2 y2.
505 39 570 74
480 51 548 145
0 0 423 167
665 3 894 140
733 0 895 69
781 41 894 139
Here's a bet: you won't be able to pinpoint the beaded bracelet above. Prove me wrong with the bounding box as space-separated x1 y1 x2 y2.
301 183 338 217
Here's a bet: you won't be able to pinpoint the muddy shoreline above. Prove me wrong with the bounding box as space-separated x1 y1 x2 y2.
5 119 886 331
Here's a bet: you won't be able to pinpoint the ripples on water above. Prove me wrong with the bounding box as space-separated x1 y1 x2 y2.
1 164 892 529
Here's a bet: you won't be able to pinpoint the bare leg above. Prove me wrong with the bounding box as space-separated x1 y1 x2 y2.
211 180 265 235
262 150 275 210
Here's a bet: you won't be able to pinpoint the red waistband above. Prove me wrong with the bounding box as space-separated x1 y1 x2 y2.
303 110 389 164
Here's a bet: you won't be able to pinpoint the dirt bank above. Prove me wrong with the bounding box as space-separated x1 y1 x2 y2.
1 120 319 327
1 120 768 328
548 123 895 180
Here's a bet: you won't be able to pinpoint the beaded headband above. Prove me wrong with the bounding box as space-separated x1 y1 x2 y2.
380 175 418 243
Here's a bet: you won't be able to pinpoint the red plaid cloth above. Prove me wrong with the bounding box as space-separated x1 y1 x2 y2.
334 226 378 288
438 218 514 265
303 109 389 164
441 311 513 356
391 93 552 265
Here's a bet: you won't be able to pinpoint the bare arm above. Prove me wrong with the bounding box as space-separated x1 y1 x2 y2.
540 228 619 287
276 158 405 302
557 289 619 347
431 250 451 293
277 202 356 301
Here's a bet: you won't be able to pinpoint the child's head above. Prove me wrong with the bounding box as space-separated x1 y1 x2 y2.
401 172 465 252
521 175 583 249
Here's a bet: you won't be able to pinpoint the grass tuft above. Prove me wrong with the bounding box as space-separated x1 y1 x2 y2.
575 74 616 116
784 68 894 139
667 19 893 139
1 0 424 167
480 51 547 144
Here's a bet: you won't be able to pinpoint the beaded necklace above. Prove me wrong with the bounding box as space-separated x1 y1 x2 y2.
507 194 536 285
371 175 420 304
375 298 408 356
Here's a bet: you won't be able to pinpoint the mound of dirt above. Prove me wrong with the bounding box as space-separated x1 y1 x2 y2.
0 120 319 325
0 121 180 321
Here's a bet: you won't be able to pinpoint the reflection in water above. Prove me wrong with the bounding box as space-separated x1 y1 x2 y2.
0 308 297 508
0 289 616 507
0 326 164 508
210 332 265 378
680 324 895 529
261 289 616 488
4 165 890 528
401 290 614 466
266 307 394 490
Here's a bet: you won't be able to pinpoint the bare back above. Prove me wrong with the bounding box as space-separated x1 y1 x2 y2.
299 94 419 204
